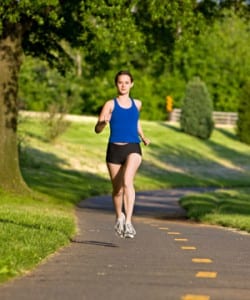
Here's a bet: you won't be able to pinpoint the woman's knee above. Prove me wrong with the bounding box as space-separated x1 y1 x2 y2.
112 187 124 198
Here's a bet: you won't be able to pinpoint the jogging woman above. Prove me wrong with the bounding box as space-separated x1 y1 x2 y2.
95 70 150 238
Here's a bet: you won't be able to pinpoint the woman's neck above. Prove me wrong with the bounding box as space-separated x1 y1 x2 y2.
116 95 132 108
117 94 130 101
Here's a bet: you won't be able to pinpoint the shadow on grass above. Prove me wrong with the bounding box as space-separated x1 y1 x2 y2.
215 127 236 139
20 146 111 206
143 122 250 187
161 122 182 133
180 189 250 221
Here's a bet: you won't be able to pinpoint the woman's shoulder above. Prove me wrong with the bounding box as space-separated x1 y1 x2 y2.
133 99 142 110
103 99 115 109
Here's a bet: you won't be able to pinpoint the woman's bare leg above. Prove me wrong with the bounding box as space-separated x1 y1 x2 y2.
106 162 124 219
123 153 142 223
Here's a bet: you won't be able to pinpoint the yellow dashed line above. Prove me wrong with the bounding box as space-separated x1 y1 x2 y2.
158 227 169 230
168 232 181 235
181 246 196 250
192 258 212 263
150 224 159 227
175 238 188 241
196 271 217 278
181 294 210 300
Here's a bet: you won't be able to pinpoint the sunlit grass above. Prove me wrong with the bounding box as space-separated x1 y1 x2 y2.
179 188 250 232
1 114 249 283
20 117 250 196
0 189 75 282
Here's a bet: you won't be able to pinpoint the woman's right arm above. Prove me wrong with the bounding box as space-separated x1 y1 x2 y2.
94 100 113 133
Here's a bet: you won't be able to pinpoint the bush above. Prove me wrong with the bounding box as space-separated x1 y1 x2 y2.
237 79 250 145
180 77 214 139
44 103 70 143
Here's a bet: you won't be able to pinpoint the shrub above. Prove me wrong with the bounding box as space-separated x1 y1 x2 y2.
44 103 70 143
180 77 214 139
237 79 250 145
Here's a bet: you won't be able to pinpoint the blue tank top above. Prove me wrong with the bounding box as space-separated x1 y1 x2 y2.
109 98 140 143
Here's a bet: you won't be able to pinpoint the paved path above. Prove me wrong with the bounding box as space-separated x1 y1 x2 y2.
0 188 250 300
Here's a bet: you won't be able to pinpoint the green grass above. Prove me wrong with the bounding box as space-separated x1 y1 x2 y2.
179 188 250 232
1 114 250 282
0 189 75 282
20 118 250 196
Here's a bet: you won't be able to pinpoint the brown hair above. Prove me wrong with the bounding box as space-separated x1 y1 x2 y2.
114 70 134 85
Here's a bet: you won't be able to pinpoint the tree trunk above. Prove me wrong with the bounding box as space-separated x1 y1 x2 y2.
0 24 28 193
76 51 82 77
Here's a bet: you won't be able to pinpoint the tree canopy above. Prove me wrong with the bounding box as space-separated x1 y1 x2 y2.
0 0 145 191
16 0 250 120
0 0 250 192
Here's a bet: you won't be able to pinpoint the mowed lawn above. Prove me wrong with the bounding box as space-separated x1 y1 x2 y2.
20 115 250 195
0 114 249 283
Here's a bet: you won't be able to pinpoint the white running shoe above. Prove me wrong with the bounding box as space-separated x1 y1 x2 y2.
124 222 136 239
114 213 125 237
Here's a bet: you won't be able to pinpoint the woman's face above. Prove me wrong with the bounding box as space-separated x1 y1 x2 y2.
116 75 134 95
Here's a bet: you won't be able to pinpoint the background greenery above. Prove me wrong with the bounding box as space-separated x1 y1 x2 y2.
1 0 250 285
1 114 250 283
17 2 250 120
19 116 250 195
180 77 214 139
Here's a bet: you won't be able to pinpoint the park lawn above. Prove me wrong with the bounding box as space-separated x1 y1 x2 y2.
0 189 75 283
0 114 249 282
179 188 250 233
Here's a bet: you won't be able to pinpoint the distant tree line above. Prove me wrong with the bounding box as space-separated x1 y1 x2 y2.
18 0 250 121
1 0 250 192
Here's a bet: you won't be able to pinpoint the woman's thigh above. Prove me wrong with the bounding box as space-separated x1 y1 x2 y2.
123 153 142 185
107 162 124 192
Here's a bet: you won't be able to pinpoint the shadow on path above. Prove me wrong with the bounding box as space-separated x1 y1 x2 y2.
78 187 217 220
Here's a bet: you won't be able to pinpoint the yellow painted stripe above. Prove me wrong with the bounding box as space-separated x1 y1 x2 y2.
192 258 212 263
196 271 217 278
168 232 181 235
181 246 196 250
150 224 159 227
181 294 210 300
158 227 169 230
175 238 188 241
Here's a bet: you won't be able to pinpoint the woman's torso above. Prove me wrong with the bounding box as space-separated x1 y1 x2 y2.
108 98 140 143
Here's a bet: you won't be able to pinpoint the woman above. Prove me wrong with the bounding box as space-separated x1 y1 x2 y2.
95 70 150 238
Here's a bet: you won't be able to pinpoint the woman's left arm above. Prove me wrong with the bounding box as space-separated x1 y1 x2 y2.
135 100 150 146
138 121 150 146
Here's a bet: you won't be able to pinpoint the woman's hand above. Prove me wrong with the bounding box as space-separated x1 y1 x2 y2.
141 136 150 146
95 115 110 133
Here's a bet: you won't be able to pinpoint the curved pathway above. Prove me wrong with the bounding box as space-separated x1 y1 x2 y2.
0 188 250 300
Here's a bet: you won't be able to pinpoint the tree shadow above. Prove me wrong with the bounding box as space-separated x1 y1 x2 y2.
143 123 250 187
216 127 238 141
20 145 111 205
161 122 183 133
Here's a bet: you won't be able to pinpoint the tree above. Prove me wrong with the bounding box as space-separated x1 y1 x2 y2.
237 79 250 145
18 57 84 113
173 10 250 111
0 0 142 192
180 77 214 139
16 0 210 122
133 0 206 75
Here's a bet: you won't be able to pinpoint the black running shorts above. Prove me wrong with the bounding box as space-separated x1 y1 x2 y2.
106 143 142 165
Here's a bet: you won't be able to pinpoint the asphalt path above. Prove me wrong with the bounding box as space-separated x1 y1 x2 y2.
0 188 250 300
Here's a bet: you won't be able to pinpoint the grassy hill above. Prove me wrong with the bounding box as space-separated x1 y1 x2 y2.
0 114 249 283
20 115 250 201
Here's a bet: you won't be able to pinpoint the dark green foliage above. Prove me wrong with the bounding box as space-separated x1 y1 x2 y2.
237 79 250 145
180 77 214 139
